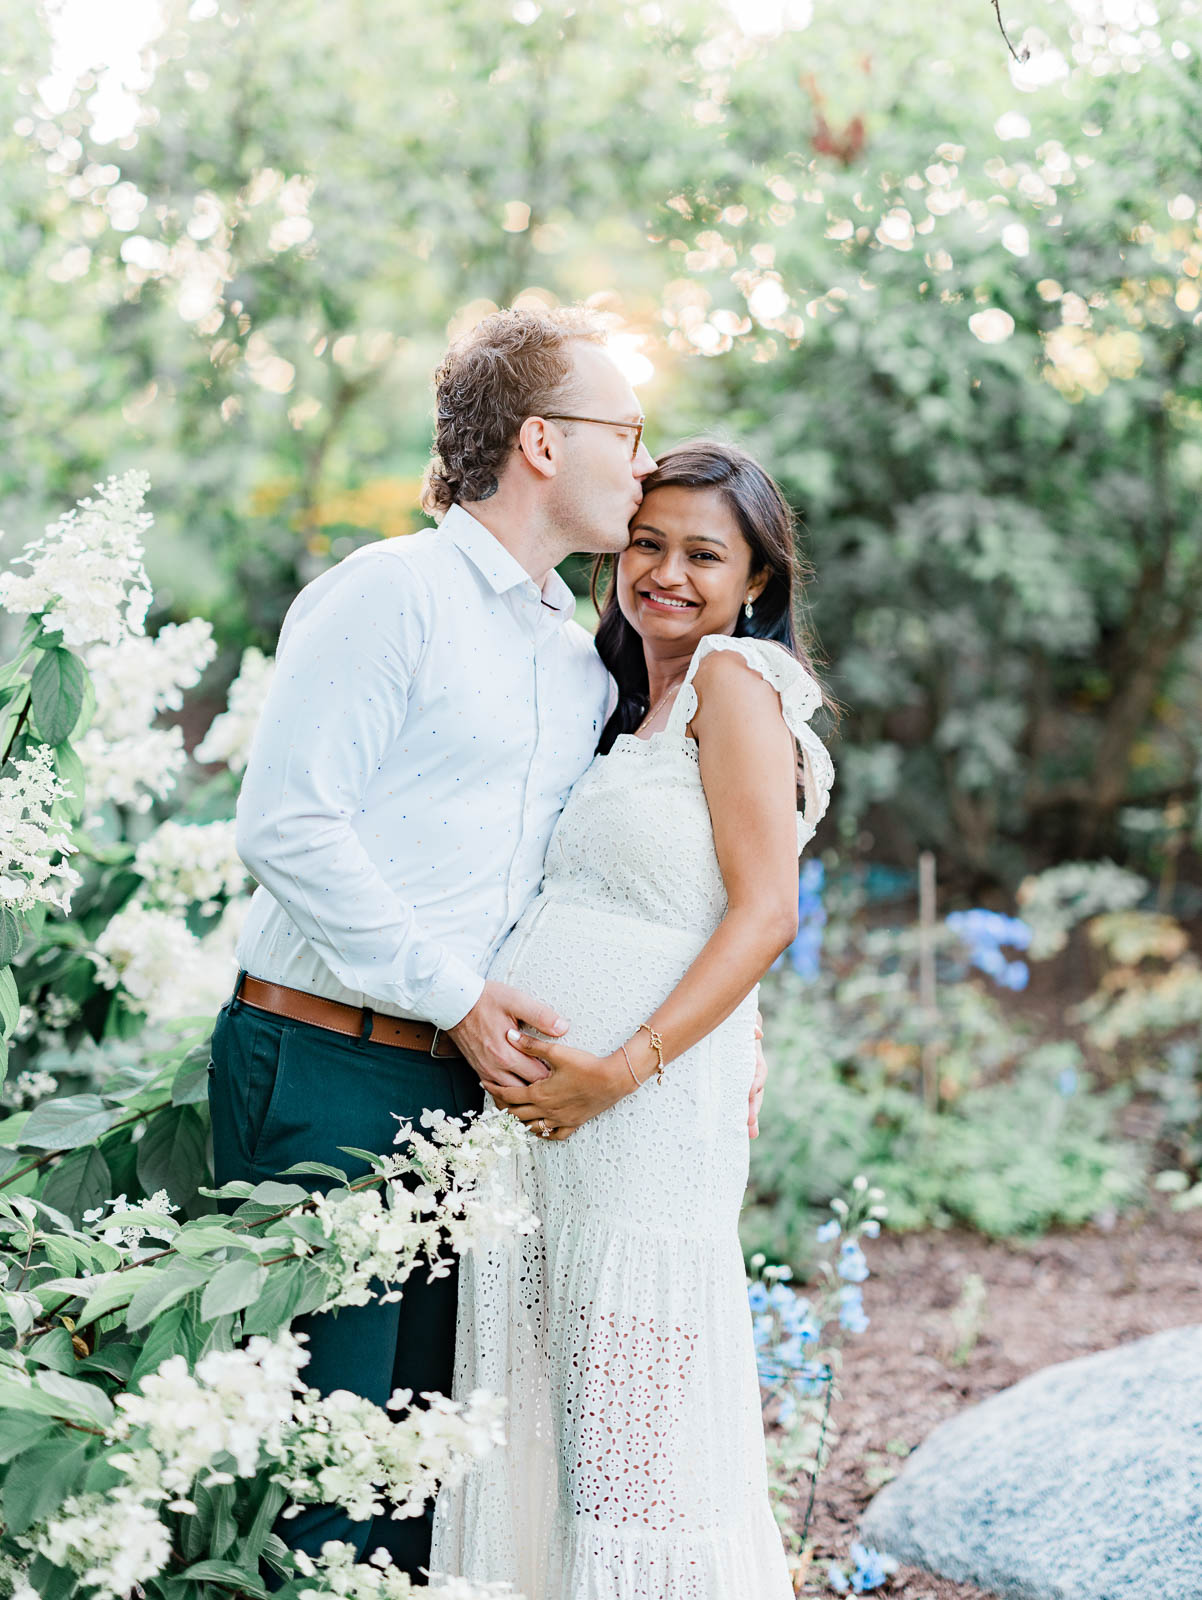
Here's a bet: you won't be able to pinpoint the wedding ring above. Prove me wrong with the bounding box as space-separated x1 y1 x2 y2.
535 1117 552 1138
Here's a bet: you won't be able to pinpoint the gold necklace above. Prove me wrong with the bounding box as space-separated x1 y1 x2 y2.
637 676 687 735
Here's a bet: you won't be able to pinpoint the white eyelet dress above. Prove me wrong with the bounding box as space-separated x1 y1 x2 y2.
430 635 835 1600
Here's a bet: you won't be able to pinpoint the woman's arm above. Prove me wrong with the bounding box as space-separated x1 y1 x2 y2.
497 649 800 1132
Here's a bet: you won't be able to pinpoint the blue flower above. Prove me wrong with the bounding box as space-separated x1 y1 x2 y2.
838 1241 869 1283
747 1281 770 1314
1057 1066 1078 1097
827 1563 851 1594
816 1219 841 1243
849 1543 892 1592
860 1219 880 1238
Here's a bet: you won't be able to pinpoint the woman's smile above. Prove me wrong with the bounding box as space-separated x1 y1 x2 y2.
638 588 700 613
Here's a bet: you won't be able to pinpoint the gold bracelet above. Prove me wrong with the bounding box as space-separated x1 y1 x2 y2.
638 1022 665 1085
619 1041 646 1088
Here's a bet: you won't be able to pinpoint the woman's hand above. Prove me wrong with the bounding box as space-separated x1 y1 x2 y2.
488 1029 631 1139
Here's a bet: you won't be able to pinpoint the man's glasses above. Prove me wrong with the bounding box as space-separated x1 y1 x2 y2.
543 413 645 461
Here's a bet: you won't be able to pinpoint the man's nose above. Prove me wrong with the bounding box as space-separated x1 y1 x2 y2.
633 439 658 477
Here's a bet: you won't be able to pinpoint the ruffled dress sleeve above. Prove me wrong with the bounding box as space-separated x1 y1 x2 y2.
668 633 835 853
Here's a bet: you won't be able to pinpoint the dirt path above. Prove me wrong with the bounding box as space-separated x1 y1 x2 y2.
793 1201 1202 1597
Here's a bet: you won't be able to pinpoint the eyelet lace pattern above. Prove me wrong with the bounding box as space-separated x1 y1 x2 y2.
431 636 834 1598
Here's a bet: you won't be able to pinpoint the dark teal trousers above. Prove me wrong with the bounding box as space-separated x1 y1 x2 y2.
207 990 485 1580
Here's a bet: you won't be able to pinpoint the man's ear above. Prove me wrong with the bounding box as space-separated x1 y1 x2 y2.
515 416 559 481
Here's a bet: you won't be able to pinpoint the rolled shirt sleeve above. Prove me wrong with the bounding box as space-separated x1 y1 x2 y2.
234 547 486 1029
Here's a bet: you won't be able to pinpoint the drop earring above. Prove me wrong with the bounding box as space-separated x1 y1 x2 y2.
744 597 754 621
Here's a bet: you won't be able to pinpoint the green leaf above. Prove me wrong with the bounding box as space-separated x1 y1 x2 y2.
76 1266 157 1329
25 1327 78 1375
21 1094 119 1150
235 1480 287 1568
27 1555 81 1600
0 908 22 967
70 669 96 741
41 1146 112 1227
241 1262 306 1338
2 1434 93 1534
34 1369 114 1429
0 967 18 1042
171 1055 212 1106
136 1105 207 1208
52 742 87 821
0 1409 58 1463
30 648 90 748
178 1560 267 1597
75 1341 137 1383
247 1180 310 1207
276 1160 349 1183
173 1223 253 1257
200 1257 267 1320
125 1261 209 1333
129 1300 189 1386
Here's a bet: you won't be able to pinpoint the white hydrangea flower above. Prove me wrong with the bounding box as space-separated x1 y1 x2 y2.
0 743 83 914
89 897 238 1022
195 646 276 771
35 1488 171 1600
133 818 247 911
299 1538 516 1598
78 618 216 812
114 1330 310 1494
0 472 153 649
280 1386 507 1528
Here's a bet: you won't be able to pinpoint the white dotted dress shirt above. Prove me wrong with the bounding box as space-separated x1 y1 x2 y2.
234 505 612 1030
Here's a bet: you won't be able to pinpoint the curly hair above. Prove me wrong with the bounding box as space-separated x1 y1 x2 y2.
422 306 608 515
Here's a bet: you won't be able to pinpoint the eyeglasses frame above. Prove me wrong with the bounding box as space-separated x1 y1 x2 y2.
541 413 646 460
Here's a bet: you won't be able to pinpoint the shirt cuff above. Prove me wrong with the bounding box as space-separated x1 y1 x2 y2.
420 956 487 1032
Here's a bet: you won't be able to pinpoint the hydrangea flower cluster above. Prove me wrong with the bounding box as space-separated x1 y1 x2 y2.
113 1330 311 1500
0 744 82 914
77 618 216 812
194 645 276 772
132 817 248 912
828 1540 898 1593
35 1487 173 1600
0 472 153 649
296 1539 517 1599
90 899 245 1022
313 1108 540 1310
946 908 1032 991
279 1386 507 1526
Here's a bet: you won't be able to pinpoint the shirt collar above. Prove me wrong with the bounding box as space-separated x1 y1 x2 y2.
444 503 576 623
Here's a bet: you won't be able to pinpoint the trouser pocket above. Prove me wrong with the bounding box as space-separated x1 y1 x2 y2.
208 1001 291 1182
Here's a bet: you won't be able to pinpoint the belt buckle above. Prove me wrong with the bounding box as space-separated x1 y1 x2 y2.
429 1027 444 1058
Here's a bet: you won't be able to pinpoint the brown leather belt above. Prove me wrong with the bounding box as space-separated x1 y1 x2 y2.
235 974 463 1058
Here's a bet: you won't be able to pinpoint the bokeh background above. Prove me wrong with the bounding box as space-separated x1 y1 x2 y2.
4 0 1202 1288
2 7 1202 1590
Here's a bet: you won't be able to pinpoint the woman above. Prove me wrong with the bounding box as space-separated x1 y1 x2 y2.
431 441 835 1598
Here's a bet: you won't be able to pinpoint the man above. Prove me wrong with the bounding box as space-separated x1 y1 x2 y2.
209 305 657 1576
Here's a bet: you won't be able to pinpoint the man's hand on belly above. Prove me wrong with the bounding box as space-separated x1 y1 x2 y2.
489 1032 630 1138
448 980 569 1091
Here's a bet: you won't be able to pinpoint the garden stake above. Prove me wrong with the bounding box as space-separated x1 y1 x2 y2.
800 1363 836 1551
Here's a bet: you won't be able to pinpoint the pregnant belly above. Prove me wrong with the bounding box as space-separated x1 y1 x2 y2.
490 898 708 1056
491 897 756 1227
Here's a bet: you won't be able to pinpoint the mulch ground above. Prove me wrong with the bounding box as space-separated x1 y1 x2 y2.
790 1199 1202 1597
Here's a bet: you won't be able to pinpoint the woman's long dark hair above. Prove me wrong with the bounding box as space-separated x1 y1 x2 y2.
591 440 829 755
